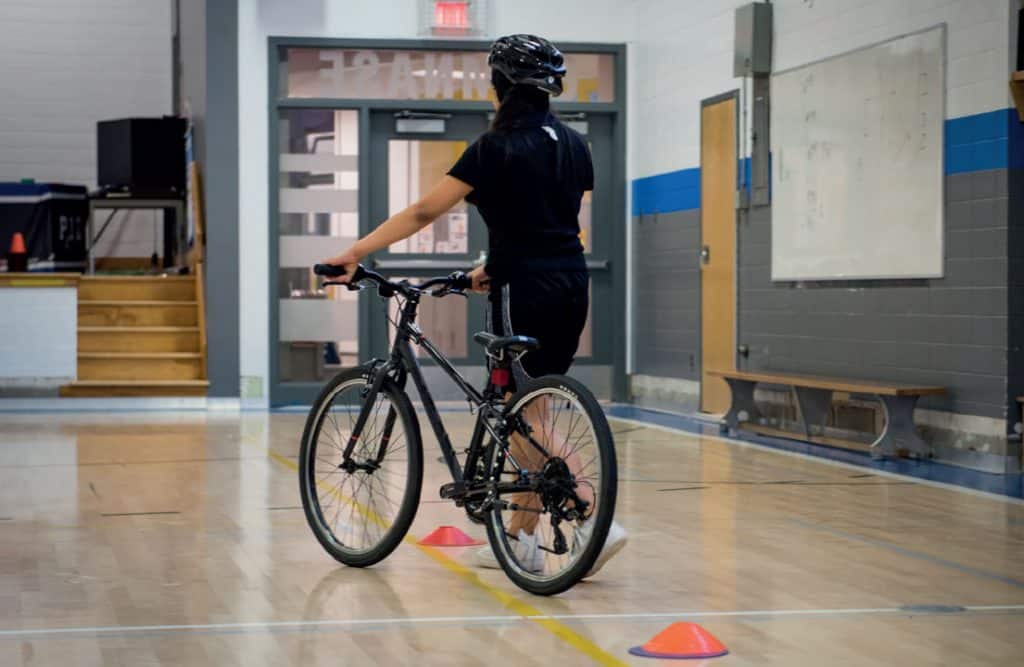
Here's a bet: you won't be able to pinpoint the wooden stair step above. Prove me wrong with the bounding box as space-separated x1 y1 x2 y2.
60 380 209 398
78 327 200 353
79 300 199 327
77 352 204 381
78 276 196 302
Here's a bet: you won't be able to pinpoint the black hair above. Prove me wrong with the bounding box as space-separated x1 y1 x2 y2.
490 69 550 133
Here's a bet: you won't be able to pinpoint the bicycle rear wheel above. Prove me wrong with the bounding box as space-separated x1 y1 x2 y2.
299 366 423 567
485 375 617 595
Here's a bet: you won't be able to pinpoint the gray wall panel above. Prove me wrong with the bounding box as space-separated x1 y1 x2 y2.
633 210 701 380
631 169 1013 421
204 0 240 396
737 170 1009 419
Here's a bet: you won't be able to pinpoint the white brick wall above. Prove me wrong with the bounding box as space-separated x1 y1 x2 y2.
0 0 173 256
628 0 1014 179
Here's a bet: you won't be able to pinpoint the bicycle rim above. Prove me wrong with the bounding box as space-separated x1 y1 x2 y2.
487 380 612 588
302 374 419 563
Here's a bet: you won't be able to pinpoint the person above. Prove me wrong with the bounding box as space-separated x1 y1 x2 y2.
322 34 626 576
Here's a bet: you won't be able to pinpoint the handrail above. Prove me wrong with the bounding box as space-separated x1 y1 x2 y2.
189 163 208 382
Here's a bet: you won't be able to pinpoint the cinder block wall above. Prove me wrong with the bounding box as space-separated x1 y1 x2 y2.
628 0 1020 463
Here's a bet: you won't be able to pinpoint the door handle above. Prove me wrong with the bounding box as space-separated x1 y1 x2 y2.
700 245 711 265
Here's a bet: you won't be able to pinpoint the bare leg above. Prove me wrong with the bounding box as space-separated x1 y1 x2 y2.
506 395 596 535
507 398 547 535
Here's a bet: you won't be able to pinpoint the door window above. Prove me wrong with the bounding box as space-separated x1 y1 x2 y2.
276 108 360 382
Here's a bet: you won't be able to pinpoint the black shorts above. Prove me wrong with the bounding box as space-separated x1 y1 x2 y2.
487 270 589 379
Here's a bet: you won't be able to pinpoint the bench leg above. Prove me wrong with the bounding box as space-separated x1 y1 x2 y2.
793 387 833 438
871 394 930 460
721 378 763 431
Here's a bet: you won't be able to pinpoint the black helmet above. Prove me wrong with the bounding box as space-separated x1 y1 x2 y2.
488 34 566 97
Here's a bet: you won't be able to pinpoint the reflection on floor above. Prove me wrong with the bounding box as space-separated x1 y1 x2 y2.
1 410 1022 665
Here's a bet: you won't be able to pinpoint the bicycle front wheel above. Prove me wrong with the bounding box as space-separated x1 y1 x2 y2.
485 375 618 595
299 366 423 568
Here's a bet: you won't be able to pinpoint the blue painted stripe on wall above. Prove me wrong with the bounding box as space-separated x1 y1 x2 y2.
945 108 1018 174
631 167 700 216
633 108 1021 215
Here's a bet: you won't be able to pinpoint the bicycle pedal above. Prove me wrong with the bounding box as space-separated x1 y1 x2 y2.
439 481 467 500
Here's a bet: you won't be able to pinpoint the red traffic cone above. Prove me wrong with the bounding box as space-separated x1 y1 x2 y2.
417 526 484 547
7 232 28 272
628 622 729 659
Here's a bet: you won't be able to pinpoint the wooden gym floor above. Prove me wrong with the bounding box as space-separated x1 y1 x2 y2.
1 410 1022 665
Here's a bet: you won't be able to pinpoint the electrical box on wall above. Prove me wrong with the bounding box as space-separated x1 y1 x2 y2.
420 0 490 37
734 2 773 76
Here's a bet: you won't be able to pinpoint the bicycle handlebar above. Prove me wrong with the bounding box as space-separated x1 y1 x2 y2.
313 263 472 297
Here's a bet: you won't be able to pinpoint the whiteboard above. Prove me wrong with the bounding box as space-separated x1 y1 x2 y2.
770 26 945 281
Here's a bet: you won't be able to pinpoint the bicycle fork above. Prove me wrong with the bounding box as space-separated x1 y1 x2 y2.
338 362 401 473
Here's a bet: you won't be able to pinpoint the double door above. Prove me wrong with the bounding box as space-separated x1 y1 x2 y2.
363 110 615 399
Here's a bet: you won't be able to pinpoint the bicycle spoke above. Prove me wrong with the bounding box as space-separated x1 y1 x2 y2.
490 383 609 590
305 377 414 558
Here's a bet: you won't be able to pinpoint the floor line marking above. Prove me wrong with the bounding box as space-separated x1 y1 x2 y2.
266 448 627 667
5 605 1023 638
606 415 1024 506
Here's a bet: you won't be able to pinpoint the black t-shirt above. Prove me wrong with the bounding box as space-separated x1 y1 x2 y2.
447 110 593 282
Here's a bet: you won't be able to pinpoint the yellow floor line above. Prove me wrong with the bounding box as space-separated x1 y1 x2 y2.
266 448 627 666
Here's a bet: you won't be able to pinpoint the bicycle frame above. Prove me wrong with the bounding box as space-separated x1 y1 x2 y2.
341 287 520 494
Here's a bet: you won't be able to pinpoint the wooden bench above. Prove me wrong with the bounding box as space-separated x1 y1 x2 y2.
707 370 945 460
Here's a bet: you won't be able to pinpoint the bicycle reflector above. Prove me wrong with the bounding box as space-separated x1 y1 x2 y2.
490 367 511 388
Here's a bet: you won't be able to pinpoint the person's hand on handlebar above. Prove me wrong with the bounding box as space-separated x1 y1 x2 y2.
468 265 490 294
320 248 361 284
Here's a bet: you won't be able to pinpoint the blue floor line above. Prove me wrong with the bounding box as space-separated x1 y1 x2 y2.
605 405 1024 500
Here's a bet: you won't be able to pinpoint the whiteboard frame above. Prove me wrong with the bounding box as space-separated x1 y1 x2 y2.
770 23 947 282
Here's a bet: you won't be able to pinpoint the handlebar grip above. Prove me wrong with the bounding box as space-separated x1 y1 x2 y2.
313 263 347 277
450 271 473 291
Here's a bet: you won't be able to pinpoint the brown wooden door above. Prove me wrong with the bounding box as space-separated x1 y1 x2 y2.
700 96 737 413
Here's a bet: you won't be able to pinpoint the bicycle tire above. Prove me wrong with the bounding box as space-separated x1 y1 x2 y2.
484 374 617 595
299 365 423 568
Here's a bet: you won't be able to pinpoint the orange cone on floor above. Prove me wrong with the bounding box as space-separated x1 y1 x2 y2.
417 526 484 547
628 622 729 659
9 232 26 254
7 232 28 272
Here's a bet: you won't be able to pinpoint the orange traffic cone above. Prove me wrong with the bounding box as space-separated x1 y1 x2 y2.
9 232 26 254
7 232 27 272
417 526 484 547
628 622 729 659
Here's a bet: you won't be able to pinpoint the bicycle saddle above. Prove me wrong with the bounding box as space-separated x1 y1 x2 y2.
473 332 540 356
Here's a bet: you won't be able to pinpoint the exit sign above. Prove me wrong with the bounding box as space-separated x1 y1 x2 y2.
421 0 488 37
435 2 469 29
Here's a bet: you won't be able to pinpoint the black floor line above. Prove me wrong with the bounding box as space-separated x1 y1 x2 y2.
656 486 710 492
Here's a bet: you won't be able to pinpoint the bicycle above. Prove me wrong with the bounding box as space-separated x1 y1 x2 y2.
298 263 617 595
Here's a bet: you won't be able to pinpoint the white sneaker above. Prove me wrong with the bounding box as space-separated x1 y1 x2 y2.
573 519 628 578
474 529 545 573
475 522 628 577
